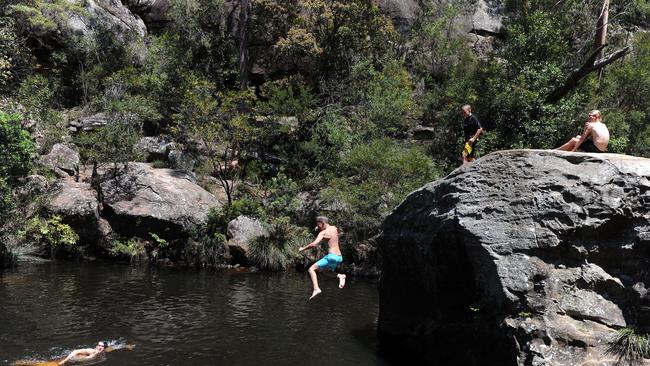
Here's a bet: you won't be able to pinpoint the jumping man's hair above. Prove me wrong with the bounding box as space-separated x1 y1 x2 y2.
316 216 329 224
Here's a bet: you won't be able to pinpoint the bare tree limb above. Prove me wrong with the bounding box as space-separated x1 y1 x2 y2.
546 46 631 103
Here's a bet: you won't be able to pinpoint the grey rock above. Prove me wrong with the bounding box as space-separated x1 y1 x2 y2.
135 136 175 162
16 175 49 196
227 215 268 263
378 150 650 365
40 143 80 177
168 150 198 171
45 179 101 244
100 163 220 239
375 0 503 36
69 113 108 132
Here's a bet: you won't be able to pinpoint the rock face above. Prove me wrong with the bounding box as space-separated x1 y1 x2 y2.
40 143 80 177
45 180 102 243
375 0 504 36
100 163 220 239
63 0 147 56
378 150 650 365
227 215 268 263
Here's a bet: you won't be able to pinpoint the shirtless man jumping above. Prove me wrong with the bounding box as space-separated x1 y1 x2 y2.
299 216 345 300
557 110 610 152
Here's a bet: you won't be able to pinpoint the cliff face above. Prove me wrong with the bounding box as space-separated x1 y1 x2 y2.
378 150 650 365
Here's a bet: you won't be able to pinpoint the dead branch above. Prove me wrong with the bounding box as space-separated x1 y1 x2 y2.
546 45 630 103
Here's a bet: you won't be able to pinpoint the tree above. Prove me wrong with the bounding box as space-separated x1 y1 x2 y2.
0 111 36 221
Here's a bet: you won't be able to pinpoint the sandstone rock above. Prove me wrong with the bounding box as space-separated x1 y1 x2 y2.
227 215 268 263
378 150 650 365
45 179 101 244
100 163 220 239
40 143 80 177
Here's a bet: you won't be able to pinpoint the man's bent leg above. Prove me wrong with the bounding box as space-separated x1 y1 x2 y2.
308 263 322 300
557 136 579 151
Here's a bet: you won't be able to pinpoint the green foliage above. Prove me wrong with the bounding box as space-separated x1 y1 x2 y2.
0 111 35 184
257 76 317 117
109 237 146 260
0 18 33 93
299 111 353 175
362 58 415 137
607 327 650 366
185 231 230 266
599 32 650 157
19 215 79 257
261 173 300 219
249 216 307 271
321 139 440 241
166 0 237 86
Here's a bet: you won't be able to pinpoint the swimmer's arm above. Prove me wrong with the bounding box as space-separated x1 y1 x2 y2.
299 231 325 251
58 349 91 365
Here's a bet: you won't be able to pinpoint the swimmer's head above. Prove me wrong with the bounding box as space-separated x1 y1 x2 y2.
96 341 107 352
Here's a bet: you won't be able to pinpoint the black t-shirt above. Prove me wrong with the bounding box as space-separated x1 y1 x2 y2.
463 114 483 141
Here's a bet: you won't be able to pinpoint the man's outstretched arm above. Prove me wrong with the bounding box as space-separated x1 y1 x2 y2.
299 232 325 251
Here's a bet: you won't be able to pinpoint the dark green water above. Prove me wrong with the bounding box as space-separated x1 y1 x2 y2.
0 261 387 365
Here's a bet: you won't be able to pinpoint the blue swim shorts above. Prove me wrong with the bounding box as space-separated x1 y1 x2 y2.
315 253 343 271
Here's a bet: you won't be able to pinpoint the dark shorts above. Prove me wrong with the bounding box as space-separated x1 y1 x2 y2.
578 139 604 153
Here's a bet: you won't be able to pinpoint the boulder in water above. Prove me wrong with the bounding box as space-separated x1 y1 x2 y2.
378 150 650 365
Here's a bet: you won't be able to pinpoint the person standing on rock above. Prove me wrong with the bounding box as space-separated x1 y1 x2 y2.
298 216 346 300
461 104 483 164
556 110 609 153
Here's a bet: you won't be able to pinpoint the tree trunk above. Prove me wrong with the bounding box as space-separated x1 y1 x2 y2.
595 0 609 60
238 0 250 90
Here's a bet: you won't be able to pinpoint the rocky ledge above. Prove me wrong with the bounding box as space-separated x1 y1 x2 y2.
378 150 650 365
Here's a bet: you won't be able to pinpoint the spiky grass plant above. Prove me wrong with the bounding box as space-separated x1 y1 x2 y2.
249 217 310 271
607 327 650 366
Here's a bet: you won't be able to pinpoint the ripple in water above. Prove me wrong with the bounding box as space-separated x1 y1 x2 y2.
0 262 387 366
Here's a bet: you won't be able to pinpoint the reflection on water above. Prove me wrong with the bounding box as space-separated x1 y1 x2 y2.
0 262 387 365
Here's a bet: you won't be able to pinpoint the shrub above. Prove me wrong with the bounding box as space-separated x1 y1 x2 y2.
185 231 230 267
18 215 79 258
608 327 650 366
321 138 440 242
249 217 308 271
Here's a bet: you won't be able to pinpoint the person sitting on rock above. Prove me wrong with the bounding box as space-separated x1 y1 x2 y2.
298 216 346 300
557 110 609 153
58 341 107 365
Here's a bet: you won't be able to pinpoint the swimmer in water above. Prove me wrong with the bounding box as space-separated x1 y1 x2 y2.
57 341 106 365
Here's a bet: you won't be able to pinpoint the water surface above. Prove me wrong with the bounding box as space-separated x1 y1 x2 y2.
0 261 386 365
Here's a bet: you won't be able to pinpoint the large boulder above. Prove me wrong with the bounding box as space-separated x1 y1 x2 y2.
375 0 504 36
40 143 80 177
100 163 220 239
60 0 147 59
45 179 102 244
227 215 268 264
378 150 650 365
